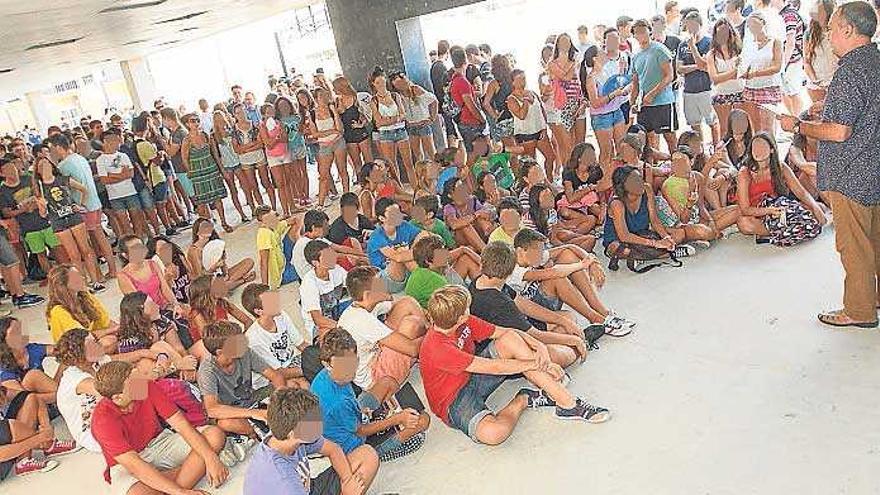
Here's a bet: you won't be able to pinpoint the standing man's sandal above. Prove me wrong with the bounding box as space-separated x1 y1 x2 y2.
817 310 879 329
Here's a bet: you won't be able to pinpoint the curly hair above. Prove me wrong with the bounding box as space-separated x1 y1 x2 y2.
118 292 155 350
46 265 102 329
56 328 90 367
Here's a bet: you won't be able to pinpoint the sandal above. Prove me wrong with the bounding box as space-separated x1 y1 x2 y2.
817 310 878 329
222 223 235 233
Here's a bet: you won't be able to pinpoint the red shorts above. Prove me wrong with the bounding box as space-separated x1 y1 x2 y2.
371 346 414 387
83 210 102 230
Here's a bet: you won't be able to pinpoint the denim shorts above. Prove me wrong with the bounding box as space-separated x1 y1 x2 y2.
317 137 344 156
446 342 507 442
458 123 487 153
137 187 155 209
0 229 18 267
110 194 142 211
152 181 169 203
406 122 433 137
590 108 624 131
378 127 409 143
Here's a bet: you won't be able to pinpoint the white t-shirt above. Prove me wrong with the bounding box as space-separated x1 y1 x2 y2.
507 264 530 294
246 311 305 369
292 236 328 279
95 151 137 200
198 111 214 134
57 366 101 452
299 266 350 338
337 305 392 389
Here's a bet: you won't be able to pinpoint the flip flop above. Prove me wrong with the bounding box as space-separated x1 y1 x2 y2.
817 310 878 329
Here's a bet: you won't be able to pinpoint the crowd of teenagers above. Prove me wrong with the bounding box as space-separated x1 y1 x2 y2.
0 0 864 493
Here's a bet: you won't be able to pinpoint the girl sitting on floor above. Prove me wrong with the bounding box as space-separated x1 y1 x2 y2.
526 184 596 253
188 273 254 345
560 143 604 234
0 317 57 405
187 217 255 290
735 132 826 247
46 265 118 352
441 177 495 252
116 291 199 376
475 171 511 209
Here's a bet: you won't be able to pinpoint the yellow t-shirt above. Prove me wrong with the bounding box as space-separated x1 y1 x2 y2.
257 220 290 290
48 292 111 342
488 226 516 245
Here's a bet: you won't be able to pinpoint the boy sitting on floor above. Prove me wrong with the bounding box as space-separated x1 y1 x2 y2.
311 328 429 462
337 266 426 402
488 196 524 245
419 285 611 445
404 234 481 308
409 195 456 248
512 228 635 336
469 241 586 367
293 210 367 279
197 321 287 438
365 198 423 293
243 388 379 495
300 240 353 339
91 361 228 495
242 283 310 388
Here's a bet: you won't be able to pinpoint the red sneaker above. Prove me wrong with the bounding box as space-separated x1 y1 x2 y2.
14 457 59 476
44 439 81 458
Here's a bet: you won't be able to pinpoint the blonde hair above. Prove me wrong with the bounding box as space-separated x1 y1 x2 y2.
46 265 102 329
413 159 436 194
426 285 471 329
332 76 357 98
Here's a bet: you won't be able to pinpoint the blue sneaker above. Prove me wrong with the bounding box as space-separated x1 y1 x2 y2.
555 398 611 423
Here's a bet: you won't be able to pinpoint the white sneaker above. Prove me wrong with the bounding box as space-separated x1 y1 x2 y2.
673 244 697 258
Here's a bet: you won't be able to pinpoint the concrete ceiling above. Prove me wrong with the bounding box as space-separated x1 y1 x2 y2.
0 0 314 96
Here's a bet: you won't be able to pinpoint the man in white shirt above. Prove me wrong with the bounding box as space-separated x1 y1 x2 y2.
197 98 214 134
95 129 147 238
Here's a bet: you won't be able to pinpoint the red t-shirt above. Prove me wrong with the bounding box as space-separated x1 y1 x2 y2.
418 315 496 423
91 381 180 483
450 72 481 126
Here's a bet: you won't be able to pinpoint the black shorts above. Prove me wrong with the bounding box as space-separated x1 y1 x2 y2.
52 213 84 232
458 123 487 153
97 184 112 211
637 103 676 134
0 419 12 481
442 112 459 139
514 130 545 144
310 466 342 495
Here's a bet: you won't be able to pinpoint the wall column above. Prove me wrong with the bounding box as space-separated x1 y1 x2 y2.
120 58 158 113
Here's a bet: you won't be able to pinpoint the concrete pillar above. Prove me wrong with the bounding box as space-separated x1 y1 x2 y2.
120 58 158 113
325 0 481 91
25 91 51 135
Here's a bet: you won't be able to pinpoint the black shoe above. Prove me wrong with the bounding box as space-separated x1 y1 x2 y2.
608 257 619 271
0 288 10 301
165 228 178 236
518 388 557 409
13 293 45 309
582 324 605 349
555 398 611 423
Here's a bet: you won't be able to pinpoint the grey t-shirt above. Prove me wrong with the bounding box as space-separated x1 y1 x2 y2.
197 349 269 408
168 126 189 174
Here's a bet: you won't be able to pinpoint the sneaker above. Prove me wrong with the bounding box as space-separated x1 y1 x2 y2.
692 240 711 250
518 388 557 409
583 324 606 348
45 438 81 458
378 431 426 462
229 435 255 462
13 293 45 309
0 287 10 301
89 282 107 294
218 446 238 468
602 314 633 338
673 244 697 258
165 227 179 237
14 457 59 476
555 398 612 423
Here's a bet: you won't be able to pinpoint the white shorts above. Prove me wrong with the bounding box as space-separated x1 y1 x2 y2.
108 427 211 495
781 61 806 96
266 152 290 167
682 91 717 126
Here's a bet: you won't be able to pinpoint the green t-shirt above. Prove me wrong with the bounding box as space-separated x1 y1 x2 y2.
409 219 456 248
471 152 514 190
404 267 448 308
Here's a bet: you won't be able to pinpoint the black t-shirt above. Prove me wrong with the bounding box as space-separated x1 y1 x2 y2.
465 64 482 87
677 36 712 93
468 281 531 331
562 167 602 191
430 60 449 99
327 214 374 245
0 174 50 233
662 34 682 89
40 176 78 222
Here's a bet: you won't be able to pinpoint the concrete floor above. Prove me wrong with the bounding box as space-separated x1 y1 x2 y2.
4 198 880 494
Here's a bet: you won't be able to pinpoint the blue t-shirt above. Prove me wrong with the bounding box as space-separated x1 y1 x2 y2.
242 437 325 495
632 41 676 107
58 153 102 212
437 166 458 194
366 221 420 269
677 36 712 94
0 343 46 382
310 369 363 453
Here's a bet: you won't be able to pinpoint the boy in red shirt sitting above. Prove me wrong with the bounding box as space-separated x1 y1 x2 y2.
418 285 611 445
91 361 228 495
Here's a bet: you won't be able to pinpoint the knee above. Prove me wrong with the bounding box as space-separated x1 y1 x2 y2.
351 444 379 473
395 296 424 317
201 425 227 451
494 330 526 356
475 418 510 446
